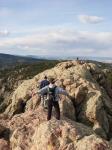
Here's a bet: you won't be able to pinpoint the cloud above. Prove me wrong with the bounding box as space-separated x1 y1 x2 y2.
0 30 10 36
0 8 12 17
0 28 112 57
78 15 104 24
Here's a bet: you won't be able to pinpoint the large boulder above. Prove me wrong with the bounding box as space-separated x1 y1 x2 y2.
9 108 46 150
8 108 95 150
75 135 112 150
4 108 111 150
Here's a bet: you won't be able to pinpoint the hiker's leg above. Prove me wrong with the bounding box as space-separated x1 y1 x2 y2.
40 95 44 107
47 100 53 120
43 94 48 109
53 101 60 120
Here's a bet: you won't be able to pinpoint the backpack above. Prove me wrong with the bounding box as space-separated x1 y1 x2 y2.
48 86 57 101
42 86 57 109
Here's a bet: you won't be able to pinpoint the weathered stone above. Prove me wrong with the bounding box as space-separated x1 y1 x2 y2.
75 135 112 150
31 118 94 150
75 85 88 105
1 60 112 149
60 98 76 121
0 139 9 150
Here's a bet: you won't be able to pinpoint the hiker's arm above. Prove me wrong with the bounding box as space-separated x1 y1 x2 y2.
58 88 74 100
32 86 48 97
58 88 69 96
37 86 48 95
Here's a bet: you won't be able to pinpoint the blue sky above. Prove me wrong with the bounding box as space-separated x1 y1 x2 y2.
0 0 112 57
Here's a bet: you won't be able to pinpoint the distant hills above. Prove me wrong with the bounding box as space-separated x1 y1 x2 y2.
0 53 45 70
0 53 112 70
27 55 112 62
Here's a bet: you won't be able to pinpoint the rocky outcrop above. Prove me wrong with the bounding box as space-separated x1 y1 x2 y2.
6 108 112 150
75 135 111 150
5 61 112 138
31 119 93 150
0 60 112 149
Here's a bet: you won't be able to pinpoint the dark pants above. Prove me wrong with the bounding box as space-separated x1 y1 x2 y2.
47 99 60 121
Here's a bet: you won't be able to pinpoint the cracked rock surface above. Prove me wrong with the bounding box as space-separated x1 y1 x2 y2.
0 61 112 150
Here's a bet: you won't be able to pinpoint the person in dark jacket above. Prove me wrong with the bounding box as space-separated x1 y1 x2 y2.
39 76 50 108
39 76 50 89
37 77 74 120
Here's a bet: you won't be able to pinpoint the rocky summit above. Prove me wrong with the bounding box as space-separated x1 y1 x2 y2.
0 60 112 150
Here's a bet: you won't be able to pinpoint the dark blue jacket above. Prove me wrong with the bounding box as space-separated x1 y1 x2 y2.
40 79 50 89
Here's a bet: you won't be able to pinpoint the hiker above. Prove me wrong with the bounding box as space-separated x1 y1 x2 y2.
37 77 74 121
39 76 50 89
76 57 85 64
39 76 50 108
76 57 80 64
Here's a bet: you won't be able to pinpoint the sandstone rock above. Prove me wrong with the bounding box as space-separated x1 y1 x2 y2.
5 79 35 116
75 85 88 105
0 139 9 150
31 118 94 150
88 63 102 74
1 61 112 150
60 98 76 121
25 95 41 111
75 135 112 150
9 108 46 150
7 109 112 150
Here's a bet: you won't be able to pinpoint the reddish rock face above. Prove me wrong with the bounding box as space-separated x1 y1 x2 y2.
0 139 9 150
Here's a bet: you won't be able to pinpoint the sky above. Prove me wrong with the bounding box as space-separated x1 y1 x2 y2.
0 0 112 58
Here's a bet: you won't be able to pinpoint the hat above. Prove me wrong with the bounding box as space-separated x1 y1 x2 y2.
49 77 56 84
